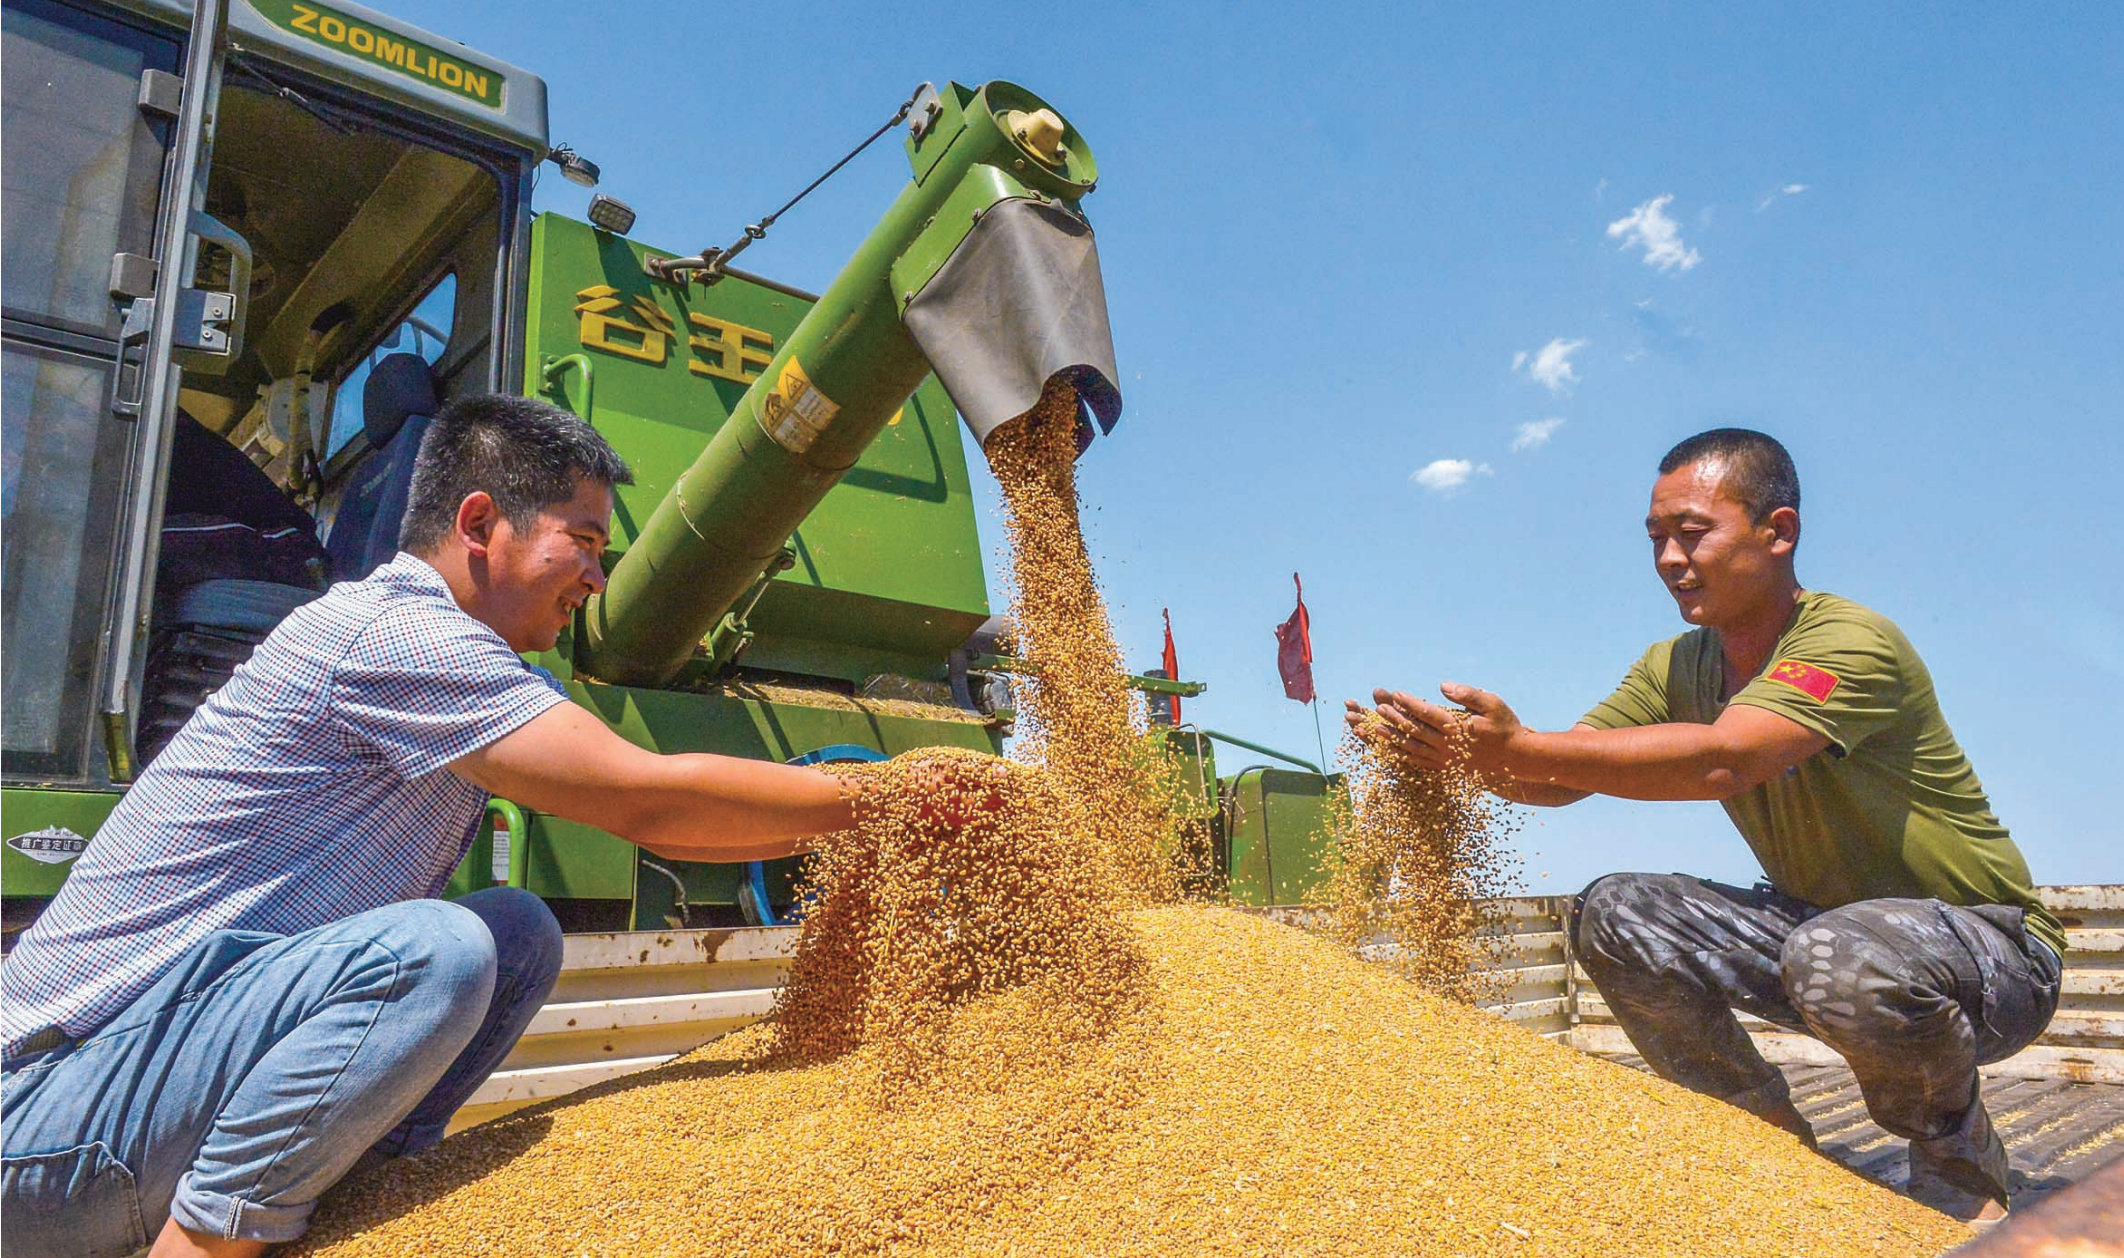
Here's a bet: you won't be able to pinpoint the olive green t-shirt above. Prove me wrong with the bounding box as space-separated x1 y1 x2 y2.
1580 591 2064 956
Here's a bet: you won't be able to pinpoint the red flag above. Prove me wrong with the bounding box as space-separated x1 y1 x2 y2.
1274 573 1315 703
1161 609 1182 724
1767 659 1841 703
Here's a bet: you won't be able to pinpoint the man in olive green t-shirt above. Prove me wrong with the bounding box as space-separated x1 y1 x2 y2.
1349 428 2060 1221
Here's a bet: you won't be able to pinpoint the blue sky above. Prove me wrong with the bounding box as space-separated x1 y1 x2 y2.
432 0 2121 892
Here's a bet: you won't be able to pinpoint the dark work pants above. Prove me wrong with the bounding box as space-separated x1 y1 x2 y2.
1572 873 2061 1142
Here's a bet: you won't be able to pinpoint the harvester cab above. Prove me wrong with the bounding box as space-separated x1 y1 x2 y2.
2 0 1130 936
6 0 545 838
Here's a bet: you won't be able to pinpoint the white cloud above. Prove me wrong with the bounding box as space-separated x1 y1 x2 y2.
1514 337 1589 393
1411 458 1493 493
1512 417 1566 451
1757 183 1811 211
1606 194 1701 272
1594 177 1610 200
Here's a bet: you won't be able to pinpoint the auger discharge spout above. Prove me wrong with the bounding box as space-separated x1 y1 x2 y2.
578 81 1122 688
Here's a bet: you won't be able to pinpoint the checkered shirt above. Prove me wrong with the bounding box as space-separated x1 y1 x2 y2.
2 553 568 1059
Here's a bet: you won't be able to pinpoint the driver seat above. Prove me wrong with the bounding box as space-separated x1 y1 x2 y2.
326 353 440 582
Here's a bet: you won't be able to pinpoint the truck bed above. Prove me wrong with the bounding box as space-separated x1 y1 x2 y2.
1601 1051 2124 1212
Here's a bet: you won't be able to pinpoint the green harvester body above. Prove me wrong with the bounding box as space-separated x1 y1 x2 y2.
0 0 1326 930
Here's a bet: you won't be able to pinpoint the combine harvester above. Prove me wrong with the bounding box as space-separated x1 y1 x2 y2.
3 0 2118 1235
2 0 1139 933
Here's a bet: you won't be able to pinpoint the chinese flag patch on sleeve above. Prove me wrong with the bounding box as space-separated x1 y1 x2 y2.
1767 659 1841 703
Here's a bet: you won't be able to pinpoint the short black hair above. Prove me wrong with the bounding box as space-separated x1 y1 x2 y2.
399 395 632 554
1657 428 1799 523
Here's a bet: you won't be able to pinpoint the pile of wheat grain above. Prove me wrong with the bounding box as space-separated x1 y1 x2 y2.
295 906 1968 1258
285 384 1973 1258
764 747 1142 1089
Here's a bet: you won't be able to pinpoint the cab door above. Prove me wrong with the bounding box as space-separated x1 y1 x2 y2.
1 0 238 785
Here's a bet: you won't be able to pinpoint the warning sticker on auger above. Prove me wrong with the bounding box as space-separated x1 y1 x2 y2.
758 356 840 455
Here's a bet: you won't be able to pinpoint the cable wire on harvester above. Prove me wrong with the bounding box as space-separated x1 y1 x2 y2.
645 84 933 286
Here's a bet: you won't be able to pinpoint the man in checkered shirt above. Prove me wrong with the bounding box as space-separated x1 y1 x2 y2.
2 396 941 1258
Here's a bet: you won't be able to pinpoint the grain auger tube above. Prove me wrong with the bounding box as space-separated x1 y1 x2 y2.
577 81 1124 688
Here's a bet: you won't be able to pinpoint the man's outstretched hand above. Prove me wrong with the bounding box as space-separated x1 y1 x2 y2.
904 754 1018 836
1344 682 1526 776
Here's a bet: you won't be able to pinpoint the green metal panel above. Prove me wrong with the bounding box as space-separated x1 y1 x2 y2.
564 680 1000 761
1155 730 1221 900
1220 769 1339 908
631 858 750 931
441 817 493 901
522 213 991 683
1 789 120 896
1154 729 1219 822
519 814 640 900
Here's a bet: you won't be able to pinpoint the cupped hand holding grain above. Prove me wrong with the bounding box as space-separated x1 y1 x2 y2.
1307 724 1522 1001
1367 682 1525 775
1343 700 1404 753
895 752 1018 837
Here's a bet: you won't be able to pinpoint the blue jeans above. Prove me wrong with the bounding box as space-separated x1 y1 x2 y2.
1 888 561 1255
